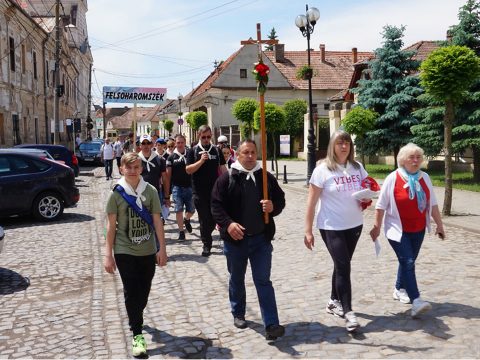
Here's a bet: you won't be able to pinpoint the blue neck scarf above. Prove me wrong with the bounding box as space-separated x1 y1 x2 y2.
399 167 427 212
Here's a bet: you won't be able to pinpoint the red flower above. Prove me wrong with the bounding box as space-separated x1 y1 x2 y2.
254 62 270 77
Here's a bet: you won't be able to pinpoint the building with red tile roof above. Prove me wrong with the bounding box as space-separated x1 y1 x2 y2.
186 43 373 156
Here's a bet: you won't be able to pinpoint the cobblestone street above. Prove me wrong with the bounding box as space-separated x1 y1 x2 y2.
1 162 479 358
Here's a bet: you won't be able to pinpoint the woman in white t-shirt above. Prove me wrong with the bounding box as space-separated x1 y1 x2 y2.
304 130 369 333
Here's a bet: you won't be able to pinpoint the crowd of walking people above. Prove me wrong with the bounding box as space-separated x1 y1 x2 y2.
101 127 445 357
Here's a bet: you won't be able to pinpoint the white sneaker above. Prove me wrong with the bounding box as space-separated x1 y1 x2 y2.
344 311 360 332
411 297 432 318
325 299 344 317
393 288 411 304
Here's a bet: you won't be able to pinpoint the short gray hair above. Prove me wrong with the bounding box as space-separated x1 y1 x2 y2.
397 143 424 167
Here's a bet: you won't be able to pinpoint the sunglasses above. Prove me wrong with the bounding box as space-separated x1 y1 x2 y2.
141 142 151 145
201 135 212 140
167 145 174 148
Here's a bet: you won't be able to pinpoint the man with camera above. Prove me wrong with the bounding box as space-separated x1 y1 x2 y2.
186 125 226 257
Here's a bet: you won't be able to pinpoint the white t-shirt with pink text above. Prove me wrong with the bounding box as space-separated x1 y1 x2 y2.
310 161 368 230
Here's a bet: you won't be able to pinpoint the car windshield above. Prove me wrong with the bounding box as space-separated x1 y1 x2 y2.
80 143 101 150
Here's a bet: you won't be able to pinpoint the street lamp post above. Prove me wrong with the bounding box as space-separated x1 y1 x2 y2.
295 4 320 184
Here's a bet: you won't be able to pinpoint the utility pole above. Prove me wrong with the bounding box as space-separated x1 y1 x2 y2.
53 0 60 144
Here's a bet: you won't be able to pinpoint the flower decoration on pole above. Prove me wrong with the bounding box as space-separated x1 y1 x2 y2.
252 59 270 95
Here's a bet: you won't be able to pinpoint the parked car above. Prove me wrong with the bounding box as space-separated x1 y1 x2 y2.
6 148 56 161
0 226 4 253
0 150 80 221
77 141 103 165
15 144 79 177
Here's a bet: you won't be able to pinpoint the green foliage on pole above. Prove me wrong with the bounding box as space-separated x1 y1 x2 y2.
352 25 423 164
420 44 480 214
232 98 258 139
342 106 377 163
341 106 377 136
163 119 174 135
185 111 208 131
283 99 307 136
413 1 480 182
420 45 480 104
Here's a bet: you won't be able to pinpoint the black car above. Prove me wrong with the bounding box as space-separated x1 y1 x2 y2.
15 144 79 177
77 141 103 165
0 150 80 221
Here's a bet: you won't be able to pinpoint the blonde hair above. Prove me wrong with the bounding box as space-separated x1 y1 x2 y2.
121 152 141 167
397 143 424 167
324 130 359 171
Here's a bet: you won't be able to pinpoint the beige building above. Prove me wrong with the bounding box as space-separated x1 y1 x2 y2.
0 0 92 148
185 43 372 157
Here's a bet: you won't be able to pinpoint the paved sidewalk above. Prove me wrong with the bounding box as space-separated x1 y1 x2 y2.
0 162 479 358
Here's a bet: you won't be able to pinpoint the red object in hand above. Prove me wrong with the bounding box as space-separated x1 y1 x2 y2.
361 176 380 192
361 199 373 210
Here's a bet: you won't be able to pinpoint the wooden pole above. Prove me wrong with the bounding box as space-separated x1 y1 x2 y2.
256 23 269 224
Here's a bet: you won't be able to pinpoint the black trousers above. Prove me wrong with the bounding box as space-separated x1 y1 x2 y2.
193 193 215 249
115 254 156 335
320 225 362 313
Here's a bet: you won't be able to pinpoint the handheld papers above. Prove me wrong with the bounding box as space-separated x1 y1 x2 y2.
352 188 379 201
374 238 381 257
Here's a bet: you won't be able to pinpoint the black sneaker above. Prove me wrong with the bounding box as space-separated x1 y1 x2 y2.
233 316 247 329
184 218 192 233
201 246 211 257
265 324 285 340
178 231 185 241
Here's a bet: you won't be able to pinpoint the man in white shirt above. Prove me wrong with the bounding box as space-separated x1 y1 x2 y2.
101 138 115 180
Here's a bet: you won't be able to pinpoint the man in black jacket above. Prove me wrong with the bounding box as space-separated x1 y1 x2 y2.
211 139 285 341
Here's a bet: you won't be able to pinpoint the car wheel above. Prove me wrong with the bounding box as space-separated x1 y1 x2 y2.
32 192 64 221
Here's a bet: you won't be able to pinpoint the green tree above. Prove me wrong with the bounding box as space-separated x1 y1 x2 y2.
352 25 423 166
341 106 378 164
413 1 480 182
232 98 258 139
283 99 307 136
163 119 174 137
254 103 286 178
185 111 208 132
264 27 278 51
420 45 480 215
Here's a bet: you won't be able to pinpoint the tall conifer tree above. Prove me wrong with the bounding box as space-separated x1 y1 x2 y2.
353 25 423 166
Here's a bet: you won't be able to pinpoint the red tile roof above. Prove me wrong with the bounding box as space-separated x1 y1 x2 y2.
403 40 442 61
264 49 373 90
187 45 373 101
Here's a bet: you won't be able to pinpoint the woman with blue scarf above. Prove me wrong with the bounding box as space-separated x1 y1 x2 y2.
370 143 445 318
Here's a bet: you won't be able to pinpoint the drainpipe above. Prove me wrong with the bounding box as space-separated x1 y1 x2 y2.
42 34 50 143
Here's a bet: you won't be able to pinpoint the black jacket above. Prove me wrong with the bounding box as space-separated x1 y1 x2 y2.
211 168 285 243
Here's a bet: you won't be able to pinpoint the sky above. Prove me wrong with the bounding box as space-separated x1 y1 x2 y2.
87 0 467 107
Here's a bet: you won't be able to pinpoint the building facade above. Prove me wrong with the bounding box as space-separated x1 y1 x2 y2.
0 0 92 148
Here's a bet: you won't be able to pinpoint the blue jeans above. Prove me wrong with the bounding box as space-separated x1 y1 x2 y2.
172 186 194 213
388 230 425 301
223 233 279 328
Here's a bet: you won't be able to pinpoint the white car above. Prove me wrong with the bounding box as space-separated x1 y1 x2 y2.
0 226 4 253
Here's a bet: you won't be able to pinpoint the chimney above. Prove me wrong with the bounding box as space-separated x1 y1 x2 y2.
320 44 325 63
275 44 285 63
352 47 358 64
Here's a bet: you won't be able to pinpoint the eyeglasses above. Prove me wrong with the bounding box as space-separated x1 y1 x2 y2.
201 135 212 140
